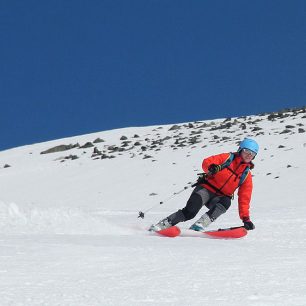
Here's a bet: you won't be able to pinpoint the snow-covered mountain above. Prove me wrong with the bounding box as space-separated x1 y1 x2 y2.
0 107 305 305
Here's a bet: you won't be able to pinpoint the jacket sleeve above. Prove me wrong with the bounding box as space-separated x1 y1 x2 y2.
237 173 253 220
202 153 231 172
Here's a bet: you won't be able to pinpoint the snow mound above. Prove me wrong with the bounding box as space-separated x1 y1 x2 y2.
0 201 133 235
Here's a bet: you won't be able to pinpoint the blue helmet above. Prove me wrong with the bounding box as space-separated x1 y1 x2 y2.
238 138 259 154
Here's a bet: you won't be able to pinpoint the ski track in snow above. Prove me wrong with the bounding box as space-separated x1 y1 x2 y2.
0 110 306 305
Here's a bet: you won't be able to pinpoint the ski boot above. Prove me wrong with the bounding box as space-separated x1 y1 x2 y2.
149 217 172 232
189 213 212 232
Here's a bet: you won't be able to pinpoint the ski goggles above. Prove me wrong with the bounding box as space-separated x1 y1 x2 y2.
241 148 257 158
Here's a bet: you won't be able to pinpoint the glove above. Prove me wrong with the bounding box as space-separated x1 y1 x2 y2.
208 164 221 175
243 217 255 230
196 173 207 184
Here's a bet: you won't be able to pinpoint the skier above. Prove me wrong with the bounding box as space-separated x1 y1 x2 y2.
150 138 258 232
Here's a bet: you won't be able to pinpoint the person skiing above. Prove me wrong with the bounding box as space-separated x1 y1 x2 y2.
150 138 258 232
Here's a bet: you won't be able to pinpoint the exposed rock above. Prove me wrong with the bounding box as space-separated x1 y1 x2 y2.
93 147 101 154
169 125 181 131
4 164 11 168
240 123 247 130
210 122 232 131
93 138 105 143
121 141 131 147
152 139 163 145
174 138 186 145
80 142 94 149
190 130 202 135
101 154 110 159
189 137 199 144
255 131 265 136
222 137 231 141
62 155 79 161
197 123 208 128
267 114 278 121
120 136 128 140
41 144 78 154
161 136 172 141
280 129 291 134
107 145 115 151
298 128 305 133
143 155 153 159
223 118 232 122
91 147 102 158
108 145 124 152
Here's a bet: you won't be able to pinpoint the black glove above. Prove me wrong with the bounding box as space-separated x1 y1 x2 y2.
196 173 207 184
243 217 255 230
208 164 221 175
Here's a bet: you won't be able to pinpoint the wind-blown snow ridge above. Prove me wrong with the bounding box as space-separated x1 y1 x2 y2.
0 201 134 235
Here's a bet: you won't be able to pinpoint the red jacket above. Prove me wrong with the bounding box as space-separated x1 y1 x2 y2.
201 152 253 220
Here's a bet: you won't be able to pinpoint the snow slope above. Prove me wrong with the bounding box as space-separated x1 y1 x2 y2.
0 108 306 305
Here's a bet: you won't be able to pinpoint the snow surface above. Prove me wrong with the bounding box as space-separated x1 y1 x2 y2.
0 110 306 305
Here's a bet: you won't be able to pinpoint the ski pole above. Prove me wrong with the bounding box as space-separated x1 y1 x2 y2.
137 173 210 219
137 185 192 219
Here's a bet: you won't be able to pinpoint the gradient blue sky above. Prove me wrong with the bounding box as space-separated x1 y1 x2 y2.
1 0 305 151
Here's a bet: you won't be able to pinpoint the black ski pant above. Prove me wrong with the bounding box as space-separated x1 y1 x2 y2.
167 186 231 226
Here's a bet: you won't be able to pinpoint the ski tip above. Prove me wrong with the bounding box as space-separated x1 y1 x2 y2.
204 226 248 239
153 226 181 238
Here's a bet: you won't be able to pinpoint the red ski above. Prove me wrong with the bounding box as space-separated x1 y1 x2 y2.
155 226 181 237
203 226 248 239
153 225 247 239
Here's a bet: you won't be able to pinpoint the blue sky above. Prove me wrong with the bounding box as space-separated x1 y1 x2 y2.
1 0 305 151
